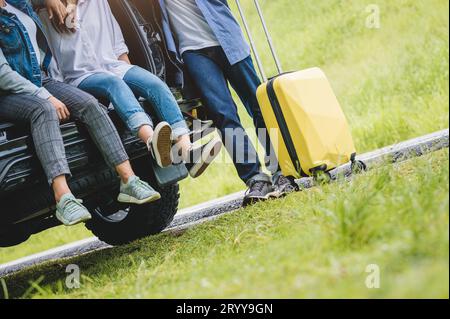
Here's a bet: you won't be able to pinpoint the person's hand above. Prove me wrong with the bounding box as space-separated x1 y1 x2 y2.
45 0 71 33
46 0 67 25
65 2 78 32
118 53 131 65
48 96 70 122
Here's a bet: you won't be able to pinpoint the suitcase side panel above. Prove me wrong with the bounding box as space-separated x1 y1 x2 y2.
256 83 301 178
273 68 356 172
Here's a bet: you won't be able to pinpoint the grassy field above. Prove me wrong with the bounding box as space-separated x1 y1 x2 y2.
0 0 448 298
3 149 449 298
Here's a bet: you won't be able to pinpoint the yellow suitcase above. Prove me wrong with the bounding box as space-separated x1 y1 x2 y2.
257 68 357 178
236 0 363 178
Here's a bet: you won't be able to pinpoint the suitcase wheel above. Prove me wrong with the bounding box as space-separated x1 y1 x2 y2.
310 165 332 185
351 160 367 174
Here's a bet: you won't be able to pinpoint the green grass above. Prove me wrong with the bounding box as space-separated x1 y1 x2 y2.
2 149 448 298
0 0 448 298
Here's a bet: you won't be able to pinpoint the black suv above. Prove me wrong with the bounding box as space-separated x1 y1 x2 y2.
0 0 206 247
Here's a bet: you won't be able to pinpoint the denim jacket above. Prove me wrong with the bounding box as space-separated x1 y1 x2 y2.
0 0 52 99
159 0 250 66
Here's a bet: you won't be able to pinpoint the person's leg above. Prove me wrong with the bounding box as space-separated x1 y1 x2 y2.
183 49 269 185
78 73 154 142
224 54 279 176
123 66 189 141
123 65 222 177
44 78 161 204
0 93 70 196
79 73 173 167
225 54 299 195
0 93 92 225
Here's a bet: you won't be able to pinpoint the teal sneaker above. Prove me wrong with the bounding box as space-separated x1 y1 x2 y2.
56 193 92 226
118 175 161 205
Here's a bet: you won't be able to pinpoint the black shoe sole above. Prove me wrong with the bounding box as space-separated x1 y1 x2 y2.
275 186 300 198
242 194 274 207
188 139 222 178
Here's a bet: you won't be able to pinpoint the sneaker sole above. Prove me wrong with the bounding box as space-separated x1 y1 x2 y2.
117 192 161 205
243 184 298 206
273 183 301 199
242 194 272 207
55 211 92 226
189 139 222 178
274 187 299 199
152 123 173 168
189 121 214 136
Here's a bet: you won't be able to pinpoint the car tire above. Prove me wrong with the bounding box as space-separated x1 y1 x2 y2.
85 181 179 246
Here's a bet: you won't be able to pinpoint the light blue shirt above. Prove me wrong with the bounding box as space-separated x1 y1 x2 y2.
159 0 250 66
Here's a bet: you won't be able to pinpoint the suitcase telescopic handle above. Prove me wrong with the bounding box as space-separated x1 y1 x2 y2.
235 0 283 82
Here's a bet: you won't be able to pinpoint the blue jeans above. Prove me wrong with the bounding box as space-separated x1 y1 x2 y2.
183 47 279 184
78 66 189 138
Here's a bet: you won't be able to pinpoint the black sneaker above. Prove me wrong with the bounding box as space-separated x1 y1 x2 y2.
273 174 299 197
185 137 222 178
243 180 275 207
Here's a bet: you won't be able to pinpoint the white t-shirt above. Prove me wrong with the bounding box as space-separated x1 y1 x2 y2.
4 2 41 65
39 0 133 87
165 0 220 55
